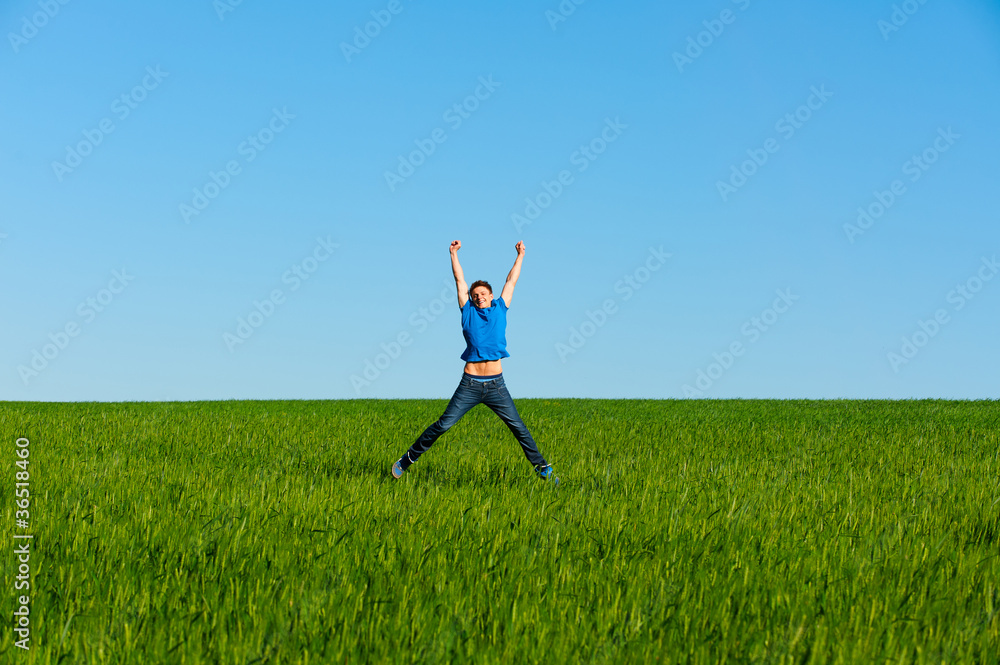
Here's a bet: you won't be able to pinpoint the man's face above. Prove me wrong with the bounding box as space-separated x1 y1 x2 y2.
470 286 492 309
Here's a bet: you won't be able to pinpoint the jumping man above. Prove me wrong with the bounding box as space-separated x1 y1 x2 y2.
391 240 558 484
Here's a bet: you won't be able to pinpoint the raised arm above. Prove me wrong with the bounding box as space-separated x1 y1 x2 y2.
451 240 469 307
500 241 525 306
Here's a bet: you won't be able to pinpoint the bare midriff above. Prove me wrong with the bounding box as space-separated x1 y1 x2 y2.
464 359 503 376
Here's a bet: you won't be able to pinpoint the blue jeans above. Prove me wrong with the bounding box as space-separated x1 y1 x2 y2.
400 373 549 470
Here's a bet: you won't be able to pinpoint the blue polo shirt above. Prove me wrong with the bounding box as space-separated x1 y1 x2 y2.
460 297 510 361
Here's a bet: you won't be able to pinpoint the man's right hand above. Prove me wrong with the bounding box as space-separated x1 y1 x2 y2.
450 240 468 307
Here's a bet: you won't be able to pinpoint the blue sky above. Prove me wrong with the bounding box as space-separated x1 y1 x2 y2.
2 0 998 401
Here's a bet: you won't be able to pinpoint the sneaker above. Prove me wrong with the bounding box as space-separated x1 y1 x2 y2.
536 465 559 486
391 458 405 479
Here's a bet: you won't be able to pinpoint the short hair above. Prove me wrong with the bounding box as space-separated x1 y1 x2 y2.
469 280 492 299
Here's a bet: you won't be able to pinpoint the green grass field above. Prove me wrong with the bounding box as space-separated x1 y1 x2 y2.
2 400 998 664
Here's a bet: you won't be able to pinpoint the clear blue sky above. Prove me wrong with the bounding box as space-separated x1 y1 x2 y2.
2 0 998 401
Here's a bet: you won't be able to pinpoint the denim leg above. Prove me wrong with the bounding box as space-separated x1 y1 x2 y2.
402 375 482 468
481 377 548 468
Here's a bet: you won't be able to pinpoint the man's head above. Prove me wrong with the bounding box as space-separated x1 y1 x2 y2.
469 280 493 309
